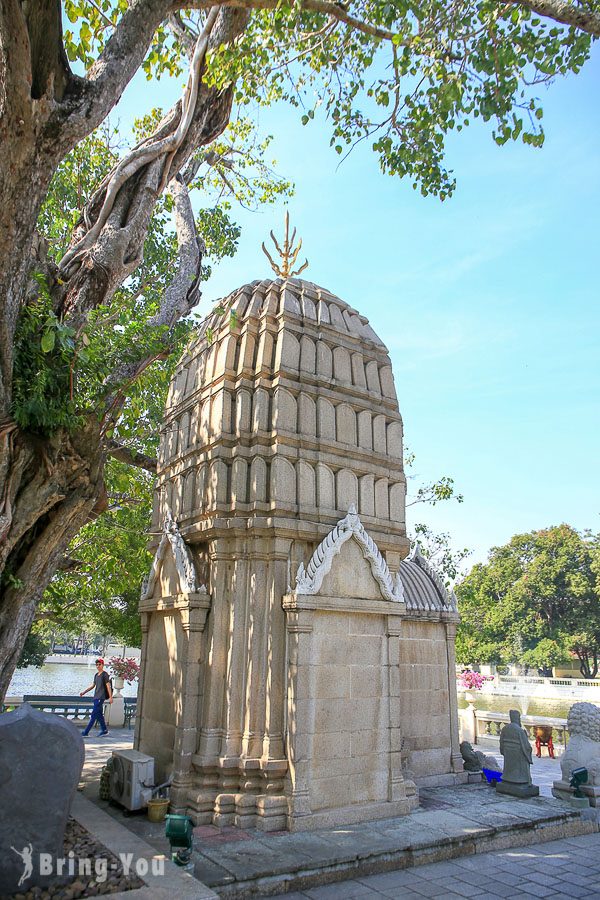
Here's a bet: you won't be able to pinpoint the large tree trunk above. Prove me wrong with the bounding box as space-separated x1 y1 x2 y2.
0 422 105 698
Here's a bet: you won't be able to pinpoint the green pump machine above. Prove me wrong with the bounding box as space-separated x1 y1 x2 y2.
165 814 194 866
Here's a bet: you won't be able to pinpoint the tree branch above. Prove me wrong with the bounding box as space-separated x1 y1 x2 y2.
59 5 220 279
101 173 204 418
55 0 173 148
179 0 397 41
507 0 600 36
106 441 158 473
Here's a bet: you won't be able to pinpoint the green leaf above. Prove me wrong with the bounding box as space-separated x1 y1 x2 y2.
41 331 56 353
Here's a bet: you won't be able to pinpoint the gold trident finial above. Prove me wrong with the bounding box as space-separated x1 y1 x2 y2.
262 210 309 279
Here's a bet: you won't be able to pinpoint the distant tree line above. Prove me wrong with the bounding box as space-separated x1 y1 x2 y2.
456 525 600 678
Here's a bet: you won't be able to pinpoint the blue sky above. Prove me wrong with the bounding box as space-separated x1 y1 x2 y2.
116 39 600 569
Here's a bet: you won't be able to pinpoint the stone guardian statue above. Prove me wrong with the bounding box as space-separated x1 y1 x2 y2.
495 709 539 798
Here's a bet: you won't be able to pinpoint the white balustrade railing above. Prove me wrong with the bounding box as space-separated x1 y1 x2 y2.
473 709 569 748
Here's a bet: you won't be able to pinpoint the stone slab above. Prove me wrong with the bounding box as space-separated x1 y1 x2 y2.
187 783 597 898
0 704 84 893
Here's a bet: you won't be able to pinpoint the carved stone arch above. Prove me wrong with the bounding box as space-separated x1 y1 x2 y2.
208 459 228 506
195 463 207 508
365 359 381 394
172 478 183 518
232 457 249 505
195 350 207 390
250 456 268 503
252 387 270 432
337 468 358 511
178 411 191 455
389 482 405 523
297 460 316 508
235 388 252 434
300 335 316 374
373 415 387 453
375 477 390 519
215 334 237 376
298 393 316 437
359 473 375 517
380 365 396 399
333 346 352 385
295 506 404 602
329 304 346 331
387 420 403 458
166 420 178 459
271 457 297 504
198 399 210 446
317 342 333 379
316 397 336 441
279 331 300 371
351 352 366 389
335 403 357 446
357 410 373 450
273 386 297 432
316 463 335 509
182 469 195 514
160 480 174 520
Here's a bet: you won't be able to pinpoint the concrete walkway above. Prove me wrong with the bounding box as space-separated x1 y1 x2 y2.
79 734 598 899
266 831 600 899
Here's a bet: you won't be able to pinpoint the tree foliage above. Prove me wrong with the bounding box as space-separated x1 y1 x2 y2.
456 525 600 676
0 0 597 699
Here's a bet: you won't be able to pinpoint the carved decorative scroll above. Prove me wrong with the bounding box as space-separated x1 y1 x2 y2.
141 511 206 602
295 505 404 602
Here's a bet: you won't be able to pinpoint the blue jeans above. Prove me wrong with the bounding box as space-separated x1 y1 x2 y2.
82 698 107 735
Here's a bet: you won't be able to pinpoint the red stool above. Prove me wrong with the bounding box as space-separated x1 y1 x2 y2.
534 725 555 758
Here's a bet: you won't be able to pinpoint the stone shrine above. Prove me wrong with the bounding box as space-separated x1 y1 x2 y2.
135 276 465 831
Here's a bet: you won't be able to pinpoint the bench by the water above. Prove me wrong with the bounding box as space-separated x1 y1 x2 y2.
1 694 137 727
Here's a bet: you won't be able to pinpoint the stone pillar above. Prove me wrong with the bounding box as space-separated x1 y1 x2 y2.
284 604 316 828
387 615 413 800
171 595 211 813
134 613 150 750
445 623 464 773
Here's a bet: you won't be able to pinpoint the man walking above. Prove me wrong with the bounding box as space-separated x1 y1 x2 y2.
80 658 112 736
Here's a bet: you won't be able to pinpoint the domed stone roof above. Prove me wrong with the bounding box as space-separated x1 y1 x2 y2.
188 277 387 352
155 276 408 559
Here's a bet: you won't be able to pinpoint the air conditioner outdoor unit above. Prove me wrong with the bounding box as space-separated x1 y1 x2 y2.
110 749 155 811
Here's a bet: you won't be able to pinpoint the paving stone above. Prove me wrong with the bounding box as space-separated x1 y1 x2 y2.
305 883 384 899
413 861 471 880
517 884 557 898
268 893 310 900
356 870 422 889
407 880 454 898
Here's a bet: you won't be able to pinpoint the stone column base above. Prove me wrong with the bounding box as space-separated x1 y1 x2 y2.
287 796 419 832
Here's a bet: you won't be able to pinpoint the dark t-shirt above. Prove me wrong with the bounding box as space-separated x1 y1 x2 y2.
93 671 110 700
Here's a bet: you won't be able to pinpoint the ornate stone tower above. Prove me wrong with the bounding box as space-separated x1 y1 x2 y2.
136 276 463 831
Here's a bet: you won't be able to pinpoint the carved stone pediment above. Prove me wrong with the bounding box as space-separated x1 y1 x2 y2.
141 511 206 603
294 505 404 603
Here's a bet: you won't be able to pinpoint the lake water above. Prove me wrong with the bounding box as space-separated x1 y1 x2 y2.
9 668 574 717
8 663 137 697
458 694 573 719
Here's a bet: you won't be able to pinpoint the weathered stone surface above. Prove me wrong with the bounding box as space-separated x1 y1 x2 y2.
139 276 463 831
0 705 84 893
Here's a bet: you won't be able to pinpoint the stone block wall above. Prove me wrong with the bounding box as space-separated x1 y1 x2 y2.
398 619 455 779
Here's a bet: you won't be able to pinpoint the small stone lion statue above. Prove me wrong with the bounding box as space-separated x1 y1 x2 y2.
460 741 501 773
560 702 600 785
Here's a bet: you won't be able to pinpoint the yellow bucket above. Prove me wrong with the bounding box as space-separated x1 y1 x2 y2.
147 798 170 822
